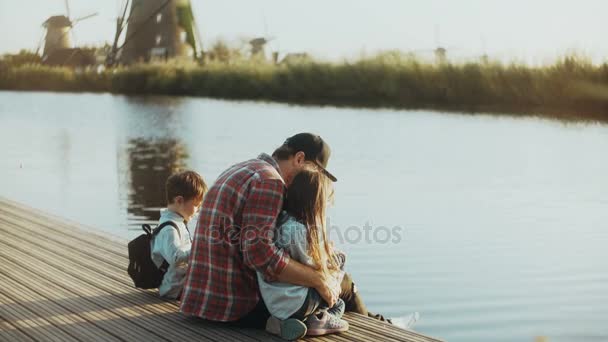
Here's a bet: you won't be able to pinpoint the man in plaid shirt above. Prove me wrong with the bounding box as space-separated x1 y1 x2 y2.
180 133 339 333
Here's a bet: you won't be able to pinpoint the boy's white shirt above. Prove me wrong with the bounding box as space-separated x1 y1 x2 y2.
151 208 192 299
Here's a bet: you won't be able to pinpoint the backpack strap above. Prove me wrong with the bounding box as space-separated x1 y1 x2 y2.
142 224 154 236
146 221 181 274
151 221 180 239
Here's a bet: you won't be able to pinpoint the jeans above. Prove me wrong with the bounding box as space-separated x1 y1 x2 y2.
229 272 387 329
290 288 326 320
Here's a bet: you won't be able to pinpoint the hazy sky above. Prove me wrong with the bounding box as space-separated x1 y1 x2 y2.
1 0 607 63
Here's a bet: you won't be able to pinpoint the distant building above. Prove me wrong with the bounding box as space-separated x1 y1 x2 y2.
43 48 96 67
42 16 72 58
280 53 312 65
41 15 96 67
120 0 201 64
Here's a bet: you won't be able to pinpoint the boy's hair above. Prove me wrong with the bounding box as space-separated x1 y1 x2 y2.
165 170 207 204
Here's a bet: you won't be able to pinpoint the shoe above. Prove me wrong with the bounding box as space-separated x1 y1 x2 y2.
265 316 307 341
326 298 345 319
305 311 349 336
390 312 420 330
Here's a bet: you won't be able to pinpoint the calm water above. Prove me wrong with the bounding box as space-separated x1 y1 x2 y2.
1 91 608 341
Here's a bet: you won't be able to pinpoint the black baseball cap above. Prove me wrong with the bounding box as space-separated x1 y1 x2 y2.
283 133 337 182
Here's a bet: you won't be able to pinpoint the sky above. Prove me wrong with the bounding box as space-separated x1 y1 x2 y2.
1 0 607 64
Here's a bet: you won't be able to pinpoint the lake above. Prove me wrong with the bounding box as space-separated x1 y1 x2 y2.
1 91 607 342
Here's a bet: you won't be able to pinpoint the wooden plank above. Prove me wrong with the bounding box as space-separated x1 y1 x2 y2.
0 197 442 342
0 317 37 342
0 291 80 342
2 214 341 342
346 313 443 342
0 199 128 248
0 221 268 341
0 241 234 341
0 230 265 342
0 271 122 341
0 246 183 341
0 216 132 284
1 207 350 342
0 207 126 258
0 203 126 256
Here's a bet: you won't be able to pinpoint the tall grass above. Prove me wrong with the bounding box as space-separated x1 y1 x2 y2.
2 54 608 122
0 64 110 92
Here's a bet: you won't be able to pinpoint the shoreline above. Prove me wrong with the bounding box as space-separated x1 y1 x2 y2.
3 87 607 125
2 57 608 124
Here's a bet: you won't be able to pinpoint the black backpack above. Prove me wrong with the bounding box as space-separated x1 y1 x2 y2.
127 221 180 289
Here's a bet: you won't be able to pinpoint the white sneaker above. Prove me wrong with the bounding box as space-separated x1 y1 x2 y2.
305 311 349 336
390 312 420 330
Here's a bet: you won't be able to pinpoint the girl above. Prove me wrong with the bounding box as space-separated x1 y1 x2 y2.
258 167 349 339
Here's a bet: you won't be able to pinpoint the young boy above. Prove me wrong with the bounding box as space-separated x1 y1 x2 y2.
151 170 207 299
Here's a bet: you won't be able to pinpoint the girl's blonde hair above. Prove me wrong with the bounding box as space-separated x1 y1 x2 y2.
285 166 338 276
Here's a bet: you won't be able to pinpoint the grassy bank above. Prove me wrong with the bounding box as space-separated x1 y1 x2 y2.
2 54 608 122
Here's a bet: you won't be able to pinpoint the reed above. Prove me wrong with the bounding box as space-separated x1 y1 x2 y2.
2 53 608 122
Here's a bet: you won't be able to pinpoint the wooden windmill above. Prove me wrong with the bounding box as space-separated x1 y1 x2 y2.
42 0 97 61
249 37 274 61
116 0 202 65
40 0 98 65
42 16 72 57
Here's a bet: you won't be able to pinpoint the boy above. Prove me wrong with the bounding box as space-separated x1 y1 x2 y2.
151 170 207 299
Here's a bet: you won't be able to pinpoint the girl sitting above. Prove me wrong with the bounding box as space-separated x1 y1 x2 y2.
258 167 348 340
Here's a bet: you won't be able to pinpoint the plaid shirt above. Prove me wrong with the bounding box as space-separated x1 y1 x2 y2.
180 153 290 322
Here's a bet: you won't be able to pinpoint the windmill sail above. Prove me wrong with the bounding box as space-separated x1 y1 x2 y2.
120 0 201 64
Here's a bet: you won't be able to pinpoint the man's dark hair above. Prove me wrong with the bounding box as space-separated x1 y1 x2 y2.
272 144 295 161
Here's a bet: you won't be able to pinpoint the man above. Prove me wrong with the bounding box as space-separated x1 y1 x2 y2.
181 133 394 339
180 133 338 338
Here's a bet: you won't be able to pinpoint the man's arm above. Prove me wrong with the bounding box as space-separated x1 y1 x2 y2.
240 176 290 279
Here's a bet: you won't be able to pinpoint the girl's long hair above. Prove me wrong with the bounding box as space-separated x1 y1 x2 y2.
285 167 338 275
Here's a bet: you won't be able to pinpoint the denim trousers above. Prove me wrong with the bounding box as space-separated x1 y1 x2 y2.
229 272 380 329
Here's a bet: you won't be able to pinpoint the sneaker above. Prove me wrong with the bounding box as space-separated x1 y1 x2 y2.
326 298 345 319
305 311 349 336
265 316 307 341
390 312 420 330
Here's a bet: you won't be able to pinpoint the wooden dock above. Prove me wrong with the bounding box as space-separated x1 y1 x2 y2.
0 197 442 342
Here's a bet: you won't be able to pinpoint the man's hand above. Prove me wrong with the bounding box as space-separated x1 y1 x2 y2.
276 259 338 307
315 275 338 308
312 269 339 308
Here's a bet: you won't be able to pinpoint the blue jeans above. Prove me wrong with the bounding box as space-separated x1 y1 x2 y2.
290 288 327 320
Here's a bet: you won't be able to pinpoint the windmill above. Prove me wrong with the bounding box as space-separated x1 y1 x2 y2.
433 25 447 64
479 35 489 64
116 0 203 65
249 37 275 61
409 25 459 65
40 0 98 62
247 11 278 62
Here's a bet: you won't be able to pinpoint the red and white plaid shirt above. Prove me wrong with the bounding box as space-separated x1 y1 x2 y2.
180 153 290 321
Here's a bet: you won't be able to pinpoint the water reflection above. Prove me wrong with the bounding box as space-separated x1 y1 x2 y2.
123 137 189 229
